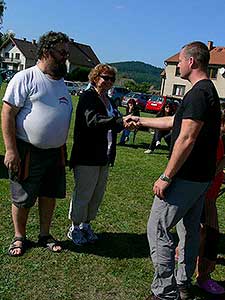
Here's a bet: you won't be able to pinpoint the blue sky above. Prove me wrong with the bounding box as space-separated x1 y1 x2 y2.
2 0 225 67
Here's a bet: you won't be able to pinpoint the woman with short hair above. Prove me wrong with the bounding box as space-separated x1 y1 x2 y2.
68 64 123 246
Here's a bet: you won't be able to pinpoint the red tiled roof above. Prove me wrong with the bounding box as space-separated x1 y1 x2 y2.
165 53 179 63
165 46 225 66
209 47 225 65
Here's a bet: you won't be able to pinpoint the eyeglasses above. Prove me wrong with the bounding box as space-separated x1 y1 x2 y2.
51 48 70 58
99 75 115 82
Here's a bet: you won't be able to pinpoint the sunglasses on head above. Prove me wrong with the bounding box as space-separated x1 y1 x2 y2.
99 75 115 82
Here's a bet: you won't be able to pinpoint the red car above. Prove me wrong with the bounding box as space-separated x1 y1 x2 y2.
145 95 167 113
145 95 181 113
121 92 151 111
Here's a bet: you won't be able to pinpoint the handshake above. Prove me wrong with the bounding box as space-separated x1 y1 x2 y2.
123 115 140 130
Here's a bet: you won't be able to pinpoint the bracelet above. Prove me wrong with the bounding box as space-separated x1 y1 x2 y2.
159 173 172 183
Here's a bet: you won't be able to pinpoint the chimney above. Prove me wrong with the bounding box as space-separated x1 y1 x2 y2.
23 38 26 41
207 41 213 50
32 39 36 44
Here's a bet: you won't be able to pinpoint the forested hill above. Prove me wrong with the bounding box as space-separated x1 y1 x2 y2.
109 61 163 88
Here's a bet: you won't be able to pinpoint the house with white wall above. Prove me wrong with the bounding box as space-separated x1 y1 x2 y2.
0 36 100 72
161 41 225 99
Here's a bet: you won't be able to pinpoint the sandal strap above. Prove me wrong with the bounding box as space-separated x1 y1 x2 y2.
38 234 61 252
13 236 27 242
38 234 54 244
8 237 27 257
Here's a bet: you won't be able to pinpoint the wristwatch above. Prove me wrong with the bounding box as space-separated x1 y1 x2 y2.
159 173 172 183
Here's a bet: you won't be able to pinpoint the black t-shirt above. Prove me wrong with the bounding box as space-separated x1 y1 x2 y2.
170 79 221 182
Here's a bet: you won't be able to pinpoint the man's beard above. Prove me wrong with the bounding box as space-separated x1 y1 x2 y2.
51 62 67 78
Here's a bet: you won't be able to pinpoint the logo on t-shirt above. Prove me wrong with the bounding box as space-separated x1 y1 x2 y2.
59 96 69 105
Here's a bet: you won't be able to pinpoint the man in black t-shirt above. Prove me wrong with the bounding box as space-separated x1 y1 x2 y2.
124 42 221 300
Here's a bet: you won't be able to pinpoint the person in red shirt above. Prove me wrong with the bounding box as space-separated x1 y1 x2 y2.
196 112 225 295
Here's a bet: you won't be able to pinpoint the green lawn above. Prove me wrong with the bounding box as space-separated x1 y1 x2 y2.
0 83 224 300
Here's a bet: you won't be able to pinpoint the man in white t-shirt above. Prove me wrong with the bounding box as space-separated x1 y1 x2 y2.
1 31 73 256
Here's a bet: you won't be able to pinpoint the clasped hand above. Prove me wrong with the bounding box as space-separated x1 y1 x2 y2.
123 115 140 130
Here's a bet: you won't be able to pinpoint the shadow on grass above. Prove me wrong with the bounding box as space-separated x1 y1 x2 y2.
0 155 8 179
61 232 149 259
118 142 170 152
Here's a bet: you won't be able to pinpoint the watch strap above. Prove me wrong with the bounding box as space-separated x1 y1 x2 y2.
159 173 172 183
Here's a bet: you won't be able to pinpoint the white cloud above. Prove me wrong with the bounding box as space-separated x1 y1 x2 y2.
114 5 125 9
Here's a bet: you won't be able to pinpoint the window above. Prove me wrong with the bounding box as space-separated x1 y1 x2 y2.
15 53 20 59
175 66 180 77
5 52 9 58
172 85 185 96
208 67 218 79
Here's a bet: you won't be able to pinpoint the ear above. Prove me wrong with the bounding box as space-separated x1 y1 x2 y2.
189 56 194 66
189 56 198 69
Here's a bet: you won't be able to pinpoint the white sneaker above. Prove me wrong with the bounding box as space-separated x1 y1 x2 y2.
156 141 161 147
71 225 88 246
144 149 152 154
67 224 74 240
80 223 98 243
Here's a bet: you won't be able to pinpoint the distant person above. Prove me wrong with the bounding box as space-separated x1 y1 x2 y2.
124 41 221 300
144 102 175 154
68 64 123 246
195 111 225 295
119 98 140 145
1 31 72 256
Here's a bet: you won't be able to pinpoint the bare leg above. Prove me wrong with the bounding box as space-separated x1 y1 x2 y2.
11 203 30 255
38 196 61 251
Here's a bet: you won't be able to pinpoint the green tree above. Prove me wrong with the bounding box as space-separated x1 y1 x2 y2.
0 1 6 23
124 80 152 93
66 66 90 82
0 30 15 47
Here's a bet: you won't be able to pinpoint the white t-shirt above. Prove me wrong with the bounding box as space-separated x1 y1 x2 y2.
3 65 73 149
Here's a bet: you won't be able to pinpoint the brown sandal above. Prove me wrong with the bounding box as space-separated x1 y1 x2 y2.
38 234 62 253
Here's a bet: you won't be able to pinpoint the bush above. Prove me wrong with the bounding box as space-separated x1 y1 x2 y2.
66 66 90 82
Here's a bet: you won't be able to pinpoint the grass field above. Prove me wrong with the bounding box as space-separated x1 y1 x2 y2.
0 83 224 300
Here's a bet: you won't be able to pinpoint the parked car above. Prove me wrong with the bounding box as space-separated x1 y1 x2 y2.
64 80 79 95
145 95 167 113
121 92 151 110
145 95 181 113
0 69 17 82
77 82 91 96
108 86 130 106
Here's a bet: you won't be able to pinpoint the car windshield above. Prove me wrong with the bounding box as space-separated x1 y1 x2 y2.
126 92 141 98
151 95 164 102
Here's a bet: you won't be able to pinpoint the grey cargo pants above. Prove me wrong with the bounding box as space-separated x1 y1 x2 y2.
147 178 209 299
